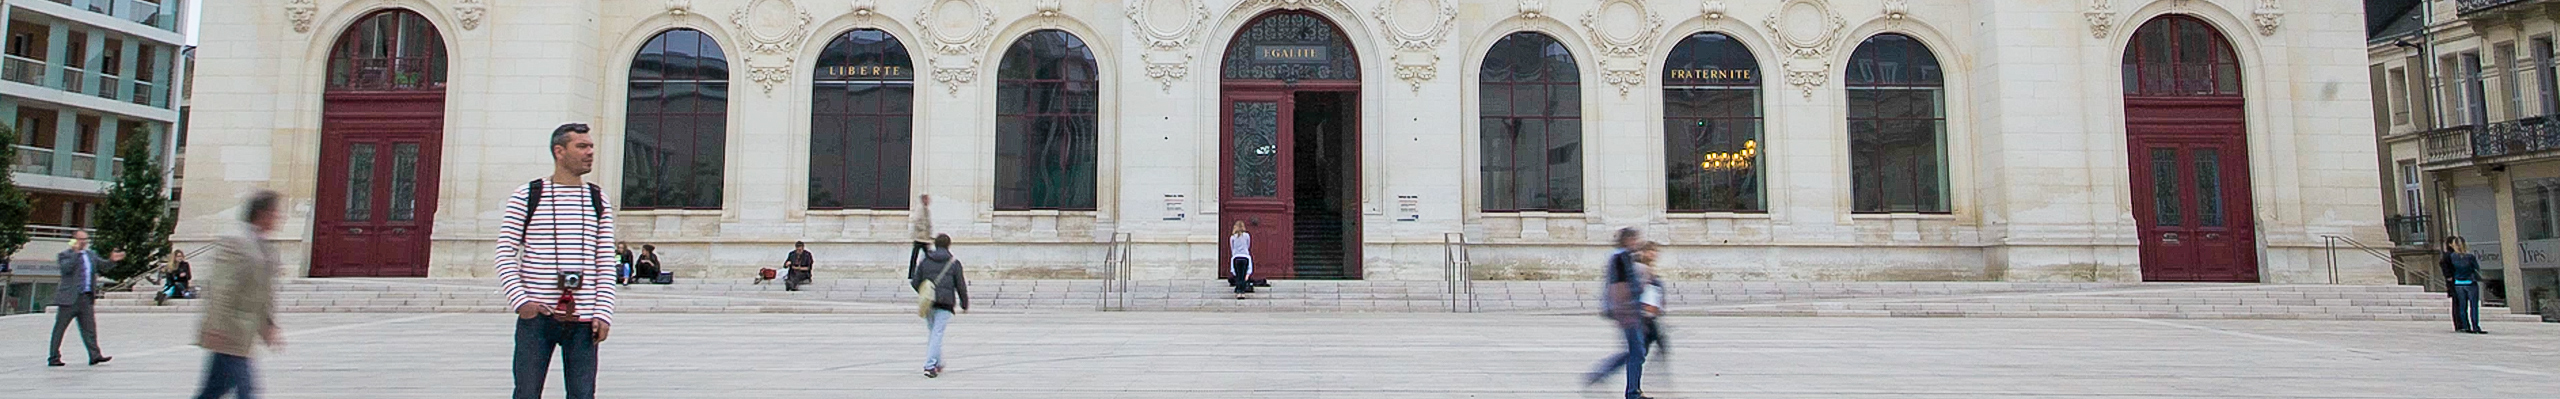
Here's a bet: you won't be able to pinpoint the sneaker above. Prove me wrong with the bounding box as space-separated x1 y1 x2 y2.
923 366 941 378
88 357 111 366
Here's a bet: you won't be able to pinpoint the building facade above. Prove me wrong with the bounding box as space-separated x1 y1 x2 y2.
179 0 2386 283
2370 0 2560 315
2 0 188 263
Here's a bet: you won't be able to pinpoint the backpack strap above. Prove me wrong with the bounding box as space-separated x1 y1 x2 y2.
521 179 546 232
585 183 605 220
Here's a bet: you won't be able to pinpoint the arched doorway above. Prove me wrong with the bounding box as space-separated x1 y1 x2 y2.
311 10 448 277
1219 11 1361 280
2123 15 2255 282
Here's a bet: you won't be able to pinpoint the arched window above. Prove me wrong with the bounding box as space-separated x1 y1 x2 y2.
994 30 1100 211
327 10 446 91
1663 32 1762 213
809 29 916 210
1479 32 1582 212
621 29 729 210
1846 33 1947 213
2122 16 2239 97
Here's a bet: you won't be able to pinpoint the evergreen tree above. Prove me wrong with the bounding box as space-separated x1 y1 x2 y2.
96 134 173 282
0 124 33 267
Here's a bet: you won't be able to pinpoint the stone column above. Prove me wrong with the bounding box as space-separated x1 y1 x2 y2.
2492 170 2533 313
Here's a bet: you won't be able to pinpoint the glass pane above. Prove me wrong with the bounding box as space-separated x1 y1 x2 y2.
1231 101 1280 198
2195 148 2224 227
389 143 419 221
1480 118 1516 211
344 144 376 222
1846 34 1942 86
1547 119 1583 211
2151 147 2181 227
1220 12 1360 81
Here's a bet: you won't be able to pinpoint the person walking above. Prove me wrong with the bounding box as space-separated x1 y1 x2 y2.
2440 236 2486 334
496 122 621 399
1583 227 1652 399
908 194 934 280
1228 222 1254 298
785 241 815 292
1632 241 1668 357
47 231 117 367
192 190 287 399
910 234 971 378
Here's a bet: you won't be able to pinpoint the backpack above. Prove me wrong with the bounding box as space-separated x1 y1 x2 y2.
523 179 605 225
918 259 953 319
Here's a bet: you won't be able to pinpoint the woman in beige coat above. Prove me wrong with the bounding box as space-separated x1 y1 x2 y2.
194 191 285 399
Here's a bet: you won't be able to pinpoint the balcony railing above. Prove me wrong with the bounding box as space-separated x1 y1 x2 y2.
94 75 120 99
9 146 54 175
2424 125 2476 163
0 55 41 86
66 153 95 180
125 1 165 28
2389 215 2434 248
59 67 85 93
2472 117 2560 159
130 80 154 106
2459 0 2541 15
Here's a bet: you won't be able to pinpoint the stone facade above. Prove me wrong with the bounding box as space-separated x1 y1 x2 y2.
177 0 2387 283
2369 0 2560 314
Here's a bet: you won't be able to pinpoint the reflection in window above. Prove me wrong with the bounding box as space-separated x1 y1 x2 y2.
345 144 376 221
623 29 728 209
326 10 447 91
2121 16 2238 97
809 29 915 210
1479 32 1582 212
1663 32 1762 213
995 30 1100 211
1847 33 1949 213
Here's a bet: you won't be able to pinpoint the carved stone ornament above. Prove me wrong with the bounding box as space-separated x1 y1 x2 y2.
917 0 999 95
668 0 694 16
849 0 875 17
2084 0 2115 39
1128 0 1213 92
455 0 488 31
287 0 319 33
1702 1 1727 20
1580 0 1662 96
1377 0 1457 92
2252 0 2283 36
1036 0 1063 17
729 0 816 94
1763 0 1847 98
1881 0 1908 23
1518 0 1544 21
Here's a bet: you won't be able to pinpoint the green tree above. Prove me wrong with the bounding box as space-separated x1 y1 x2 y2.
0 124 33 266
96 134 174 282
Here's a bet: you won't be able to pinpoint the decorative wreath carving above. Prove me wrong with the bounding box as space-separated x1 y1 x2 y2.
1579 0 1663 59
2084 0 2115 39
1377 0 1456 92
728 0 816 94
915 0 999 94
2252 0 2284 36
1128 0 1212 91
455 0 488 31
1763 0 1847 98
288 0 319 33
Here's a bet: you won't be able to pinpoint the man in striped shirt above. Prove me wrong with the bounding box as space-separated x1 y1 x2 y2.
497 123 619 399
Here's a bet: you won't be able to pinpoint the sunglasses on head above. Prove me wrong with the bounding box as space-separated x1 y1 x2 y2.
557 123 591 134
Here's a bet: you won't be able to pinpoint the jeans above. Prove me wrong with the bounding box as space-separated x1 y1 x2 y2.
2452 284 2483 332
1587 325 1648 399
1229 257 1254 293
513 317 599 399
193 353 256 399
924 309 953 369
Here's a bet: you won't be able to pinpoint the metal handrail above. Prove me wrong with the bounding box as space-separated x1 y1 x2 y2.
102 242 214 292
1097 232 1132 311
2323 234 2438 291
1442 232 1474 313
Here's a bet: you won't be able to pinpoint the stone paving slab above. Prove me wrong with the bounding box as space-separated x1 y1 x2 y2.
5 311 2558 398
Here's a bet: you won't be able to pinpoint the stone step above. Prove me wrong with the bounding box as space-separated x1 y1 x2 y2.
1693 308 2547 322
1957 296 2451 307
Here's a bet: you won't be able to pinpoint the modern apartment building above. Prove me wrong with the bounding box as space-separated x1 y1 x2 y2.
0 0 188 262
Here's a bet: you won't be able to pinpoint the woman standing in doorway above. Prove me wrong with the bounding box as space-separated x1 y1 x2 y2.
1229 222 1254 298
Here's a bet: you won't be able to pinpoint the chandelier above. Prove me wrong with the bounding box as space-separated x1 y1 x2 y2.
1699 140 1758 172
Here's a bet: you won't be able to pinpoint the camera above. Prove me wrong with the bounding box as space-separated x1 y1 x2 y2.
560 272 583 291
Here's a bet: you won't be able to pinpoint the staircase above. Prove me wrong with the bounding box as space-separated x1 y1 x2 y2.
1290 215 1352 279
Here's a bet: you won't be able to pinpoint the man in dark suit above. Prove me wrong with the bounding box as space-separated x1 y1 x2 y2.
49 231 119 367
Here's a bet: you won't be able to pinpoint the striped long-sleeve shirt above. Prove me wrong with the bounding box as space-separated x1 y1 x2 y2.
495 179 620 325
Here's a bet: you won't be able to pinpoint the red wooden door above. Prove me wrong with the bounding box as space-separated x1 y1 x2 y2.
312 92 443 277
2127 108 2257 282
1221 90 1295 280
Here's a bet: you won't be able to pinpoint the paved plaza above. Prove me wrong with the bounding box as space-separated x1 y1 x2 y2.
5 311 2556 398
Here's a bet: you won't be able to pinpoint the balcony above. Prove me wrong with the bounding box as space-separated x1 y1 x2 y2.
124 1 165 28
2423 125 2476 164
2389 215 2434 248
94 75 119 99
0 55 41 86
59 67 84 93
9 146 54 175
129 80 154 106
2459 0 2545 15
2471 116 2560 160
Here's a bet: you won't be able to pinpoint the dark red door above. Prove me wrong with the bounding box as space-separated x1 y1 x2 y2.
1221 90 1295 279
312 92 443 277
2129 133 2256 282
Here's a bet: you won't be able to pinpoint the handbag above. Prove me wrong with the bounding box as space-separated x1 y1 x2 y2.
918 260 954 319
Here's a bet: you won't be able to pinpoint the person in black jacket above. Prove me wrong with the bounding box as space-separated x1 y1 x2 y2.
2439 236 2486 334
910 234 971 378
1582 227 1653 399
784 242 815 291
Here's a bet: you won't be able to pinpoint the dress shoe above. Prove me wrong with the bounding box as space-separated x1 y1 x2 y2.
88 356 111 366
47 360 66 367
